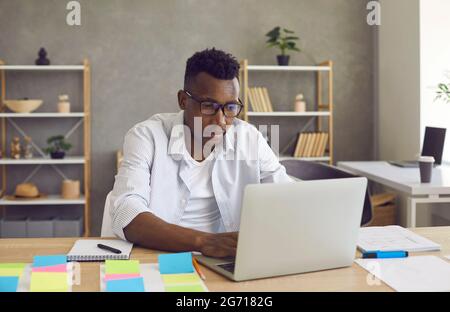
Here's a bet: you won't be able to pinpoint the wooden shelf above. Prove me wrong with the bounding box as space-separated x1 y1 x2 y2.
0 195 86 205
279 156 331 162
247 65 331 72
0 65 84 71
0 156 85 165
247 111 330 117
0 112 85 118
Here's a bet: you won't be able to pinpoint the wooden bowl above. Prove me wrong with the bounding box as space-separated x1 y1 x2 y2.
4 99 43 113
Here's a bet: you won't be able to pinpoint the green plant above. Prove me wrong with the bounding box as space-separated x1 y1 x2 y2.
44 135 72 154
435 83 450 103
265 27 301 56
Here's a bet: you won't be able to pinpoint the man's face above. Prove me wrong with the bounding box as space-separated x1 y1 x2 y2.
178 72 240 145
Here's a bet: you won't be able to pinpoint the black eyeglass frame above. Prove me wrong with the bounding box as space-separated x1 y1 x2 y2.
183 89 243 117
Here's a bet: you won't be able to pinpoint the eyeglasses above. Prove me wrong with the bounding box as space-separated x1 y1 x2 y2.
183 90 243 117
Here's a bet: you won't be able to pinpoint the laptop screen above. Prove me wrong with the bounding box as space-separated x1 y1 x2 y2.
421 127 447 165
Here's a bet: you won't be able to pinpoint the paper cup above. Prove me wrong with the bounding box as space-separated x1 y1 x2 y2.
418 156 434 183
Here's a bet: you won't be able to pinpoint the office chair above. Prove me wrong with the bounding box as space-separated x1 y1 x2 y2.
280 159 373 226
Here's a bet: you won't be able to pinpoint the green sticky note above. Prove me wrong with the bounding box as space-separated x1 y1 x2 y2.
105 260 140 275
30 272 68 292
165 284 205 292
162 273 201 285
0 263 27 277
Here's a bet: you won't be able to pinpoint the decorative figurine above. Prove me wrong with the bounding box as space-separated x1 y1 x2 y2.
294 93 306 112
57 94 71 113
23 136 33 159
35 48 50 65
11 136 21 159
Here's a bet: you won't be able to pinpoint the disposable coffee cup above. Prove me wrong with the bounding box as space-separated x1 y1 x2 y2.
418 156 434 183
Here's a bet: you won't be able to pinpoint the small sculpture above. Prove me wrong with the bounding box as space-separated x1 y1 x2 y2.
11 136 21 159
35 48 50 65
294 93 306 112
23 136 33 159
57 94 71 113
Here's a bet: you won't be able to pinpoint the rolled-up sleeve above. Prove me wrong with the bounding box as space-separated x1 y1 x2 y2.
258 132 294 183
109 126 154 240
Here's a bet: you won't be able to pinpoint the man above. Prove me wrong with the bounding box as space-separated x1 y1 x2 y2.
110 48 292 258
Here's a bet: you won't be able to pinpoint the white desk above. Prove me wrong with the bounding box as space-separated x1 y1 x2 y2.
337 161 450 227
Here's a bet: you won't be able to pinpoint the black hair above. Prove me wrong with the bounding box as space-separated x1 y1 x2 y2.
184 48 240 89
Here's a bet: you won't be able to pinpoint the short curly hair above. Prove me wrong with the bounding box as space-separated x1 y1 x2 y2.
184 48 240 89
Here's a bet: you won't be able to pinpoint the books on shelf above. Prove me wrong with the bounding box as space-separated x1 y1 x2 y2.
247 87 273 112
293 132 328 158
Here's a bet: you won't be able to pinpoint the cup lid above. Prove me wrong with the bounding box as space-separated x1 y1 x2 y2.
418 156 435 162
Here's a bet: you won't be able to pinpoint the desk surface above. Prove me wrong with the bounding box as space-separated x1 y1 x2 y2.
338 161 450 196
1 227 449 291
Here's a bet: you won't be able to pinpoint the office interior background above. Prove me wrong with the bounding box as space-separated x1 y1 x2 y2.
0 0 449 237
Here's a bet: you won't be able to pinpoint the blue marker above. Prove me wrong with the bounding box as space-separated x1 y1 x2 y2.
362 250 408 259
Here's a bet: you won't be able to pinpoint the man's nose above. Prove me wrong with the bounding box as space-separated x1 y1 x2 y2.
214 108 226 126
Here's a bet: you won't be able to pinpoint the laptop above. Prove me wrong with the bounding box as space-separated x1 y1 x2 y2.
195 177 368 282
389 127 446 168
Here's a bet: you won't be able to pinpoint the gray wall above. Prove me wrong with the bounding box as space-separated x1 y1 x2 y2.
0 0 375 235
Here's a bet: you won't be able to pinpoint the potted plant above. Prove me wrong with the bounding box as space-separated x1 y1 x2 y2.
266 26 301 66
44 135 72 159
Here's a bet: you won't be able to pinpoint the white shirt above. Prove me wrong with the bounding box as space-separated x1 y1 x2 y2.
179 151 224 233
109 111 293 240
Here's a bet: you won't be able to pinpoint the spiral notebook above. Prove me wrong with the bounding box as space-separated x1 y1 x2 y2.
67 239 133 261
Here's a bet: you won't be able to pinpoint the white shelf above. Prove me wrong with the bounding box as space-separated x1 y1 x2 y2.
279 156 331 162
0 195 86 205
247 111 330 117
0 156 85 165
0 65 84 71
0 112 85 118
247 65 331 72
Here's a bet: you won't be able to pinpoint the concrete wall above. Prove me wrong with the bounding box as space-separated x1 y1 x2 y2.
0 0 375 235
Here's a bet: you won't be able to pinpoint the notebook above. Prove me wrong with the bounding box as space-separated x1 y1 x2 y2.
357 225 441 252
67 239 133 261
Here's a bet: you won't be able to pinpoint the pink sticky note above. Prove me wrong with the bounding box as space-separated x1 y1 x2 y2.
104 273 141 281
32 263 67 273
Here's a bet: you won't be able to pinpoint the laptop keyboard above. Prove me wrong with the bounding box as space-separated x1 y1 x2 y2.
217 262 236 274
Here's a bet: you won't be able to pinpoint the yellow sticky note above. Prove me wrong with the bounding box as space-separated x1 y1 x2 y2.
162 273 201 285
165 284 205 292
30 272 68 292
0 263 27 277
105 260 140 275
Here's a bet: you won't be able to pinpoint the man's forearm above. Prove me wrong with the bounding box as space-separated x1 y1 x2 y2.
123 212 208 252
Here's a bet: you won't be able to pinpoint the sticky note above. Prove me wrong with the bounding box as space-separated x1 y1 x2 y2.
30 272 68 292
0 276 19 292
33 255 67 268
162 273 201 285
165 284 204 292
158 252 194 274
104 273 141 281
32 263 67 273
0 263 27 277
105 260 140 275
106 277 145 292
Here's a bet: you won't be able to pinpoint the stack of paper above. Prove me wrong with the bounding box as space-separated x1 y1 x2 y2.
158 252 206 292
30 255 70 292
0 263 27 292
355 256 450 292
104 260 145 292
358 225 441 252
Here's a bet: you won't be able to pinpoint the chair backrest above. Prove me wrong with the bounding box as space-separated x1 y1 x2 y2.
280 159 372 226
101 191 115 237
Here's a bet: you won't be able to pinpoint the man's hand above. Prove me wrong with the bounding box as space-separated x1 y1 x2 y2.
197 232 239 258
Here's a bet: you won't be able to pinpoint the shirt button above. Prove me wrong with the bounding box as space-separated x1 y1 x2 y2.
181 199 186 205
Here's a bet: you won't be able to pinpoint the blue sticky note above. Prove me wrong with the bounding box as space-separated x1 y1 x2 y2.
33 255 67 268
106 277 145 292
158 252 194 274
0 276 19 292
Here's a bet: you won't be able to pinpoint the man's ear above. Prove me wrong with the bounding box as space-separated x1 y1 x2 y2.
177 90 186 110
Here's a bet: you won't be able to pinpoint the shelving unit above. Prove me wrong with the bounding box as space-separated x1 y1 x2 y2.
0 59 91 236
239 59 334 164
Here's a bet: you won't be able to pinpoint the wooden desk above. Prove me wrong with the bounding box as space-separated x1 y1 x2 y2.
1 227 449 291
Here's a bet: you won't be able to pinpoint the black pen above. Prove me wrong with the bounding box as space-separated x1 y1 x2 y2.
97 243 122 254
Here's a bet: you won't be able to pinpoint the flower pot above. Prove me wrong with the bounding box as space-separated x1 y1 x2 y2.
50 151 65 159
277 55 290 66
